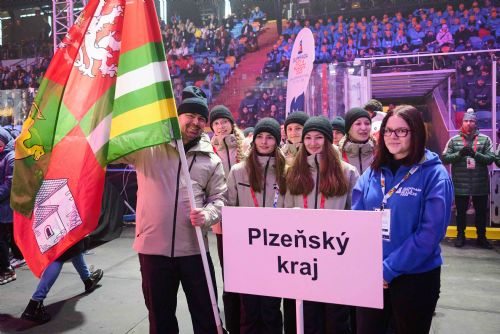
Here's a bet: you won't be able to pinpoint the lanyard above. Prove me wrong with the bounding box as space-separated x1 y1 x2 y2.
461 136 478 153
342 150 349 163
303 194 326 209
380 165 420 210
250 185 279 208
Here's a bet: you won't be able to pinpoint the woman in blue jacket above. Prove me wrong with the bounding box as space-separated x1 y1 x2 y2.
352 105 453 334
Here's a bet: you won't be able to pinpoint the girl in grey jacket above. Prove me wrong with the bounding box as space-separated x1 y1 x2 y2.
285 116 359 334
226 118 287 334
209 105 245 334
338 107 376 175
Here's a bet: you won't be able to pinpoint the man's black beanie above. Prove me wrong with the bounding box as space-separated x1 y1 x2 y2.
177 97 209 120
344 107 371 134
182 86 208 101
331 116 346 134
253 118 281 144
284 111 309 133
302 116 334 143
209 105 234 130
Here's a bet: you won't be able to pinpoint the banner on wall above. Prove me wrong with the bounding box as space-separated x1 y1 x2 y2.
285 28 315 117
223 207 384 309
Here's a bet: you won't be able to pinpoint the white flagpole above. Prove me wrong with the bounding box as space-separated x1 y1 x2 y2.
175 138 224 334
296 299 304 334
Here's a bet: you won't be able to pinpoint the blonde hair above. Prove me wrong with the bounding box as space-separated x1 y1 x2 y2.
233 124 246 162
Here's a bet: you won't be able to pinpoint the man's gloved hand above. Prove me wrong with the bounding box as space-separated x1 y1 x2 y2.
463 146 475 157
459 146 469 157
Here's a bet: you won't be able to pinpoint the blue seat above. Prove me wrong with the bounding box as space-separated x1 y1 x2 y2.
469 36 482 49
454 97 466 111
475 111 492 129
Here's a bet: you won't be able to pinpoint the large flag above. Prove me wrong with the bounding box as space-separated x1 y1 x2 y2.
11 0 180 277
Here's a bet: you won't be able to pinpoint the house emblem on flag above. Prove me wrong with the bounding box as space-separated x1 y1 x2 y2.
33 179 83 254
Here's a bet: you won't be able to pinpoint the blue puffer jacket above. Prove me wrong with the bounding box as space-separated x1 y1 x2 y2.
352 150 454 283
0 127 14 223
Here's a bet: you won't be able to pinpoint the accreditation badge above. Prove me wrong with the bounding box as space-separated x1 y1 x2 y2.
375 209 391 241
466 157 476 169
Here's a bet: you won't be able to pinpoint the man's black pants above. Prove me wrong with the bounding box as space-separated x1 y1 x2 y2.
455 195 488 237
356 267 441 334
139 253 220 334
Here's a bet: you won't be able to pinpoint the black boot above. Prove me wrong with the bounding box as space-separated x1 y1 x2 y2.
476 237 493 249
454 234 466 248
84 268 103 293
21 299 51 323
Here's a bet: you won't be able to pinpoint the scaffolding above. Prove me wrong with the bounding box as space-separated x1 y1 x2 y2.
52 0 87 53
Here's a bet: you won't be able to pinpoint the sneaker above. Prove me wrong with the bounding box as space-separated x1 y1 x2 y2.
0 268 16 285
476 238 493 249
21 299 51 323
454 235 466 248
10 258 26 268
84 268 103 293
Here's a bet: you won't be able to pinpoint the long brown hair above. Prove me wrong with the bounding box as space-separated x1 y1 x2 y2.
245 143 287 195
372 105 426 171
287 141 349 197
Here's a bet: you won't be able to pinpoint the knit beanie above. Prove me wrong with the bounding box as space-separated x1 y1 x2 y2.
284 111 309 133
209 105 234 130
302 116 334 143
463 110 476 122
243 127 254 137
344 107 371 134
364 99 383 112
177 97 209 120
331 116 345 134
253 118 281 144
182 86 207 101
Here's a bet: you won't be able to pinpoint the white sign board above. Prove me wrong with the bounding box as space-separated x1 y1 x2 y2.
222 207 383 309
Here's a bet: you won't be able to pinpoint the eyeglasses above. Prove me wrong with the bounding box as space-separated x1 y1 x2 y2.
382 128 411 138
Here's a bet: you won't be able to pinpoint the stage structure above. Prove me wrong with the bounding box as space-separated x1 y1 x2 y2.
52 0 87 53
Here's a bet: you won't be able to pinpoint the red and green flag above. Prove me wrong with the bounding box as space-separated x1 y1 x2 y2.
11 0 180 277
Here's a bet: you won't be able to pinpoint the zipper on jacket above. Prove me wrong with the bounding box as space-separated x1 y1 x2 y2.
262 157 270 207
223 138 232 170
170 160 182 257
358 147 363 173
314 155 320 209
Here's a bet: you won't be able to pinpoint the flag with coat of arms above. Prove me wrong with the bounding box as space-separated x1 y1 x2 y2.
11 0 180 277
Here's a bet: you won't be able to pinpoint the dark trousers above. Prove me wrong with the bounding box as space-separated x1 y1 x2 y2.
283 298 296 334
356 267 441 334
455 195 488 238
304 301 351 334
0 223 11 272
216 233 240 334
240 294 282 334
139 253 221 334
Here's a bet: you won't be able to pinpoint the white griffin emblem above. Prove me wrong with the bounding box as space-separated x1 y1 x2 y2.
74 0 123 78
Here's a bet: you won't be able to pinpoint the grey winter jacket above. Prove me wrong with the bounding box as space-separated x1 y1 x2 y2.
281 141 301 166
284 154 359 209
120 134 227 257
226 156 285 208
211 134 241 234
338 136 375 175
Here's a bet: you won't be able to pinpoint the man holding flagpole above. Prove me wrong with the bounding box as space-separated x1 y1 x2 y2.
10 0 225 331
118 93 227 333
